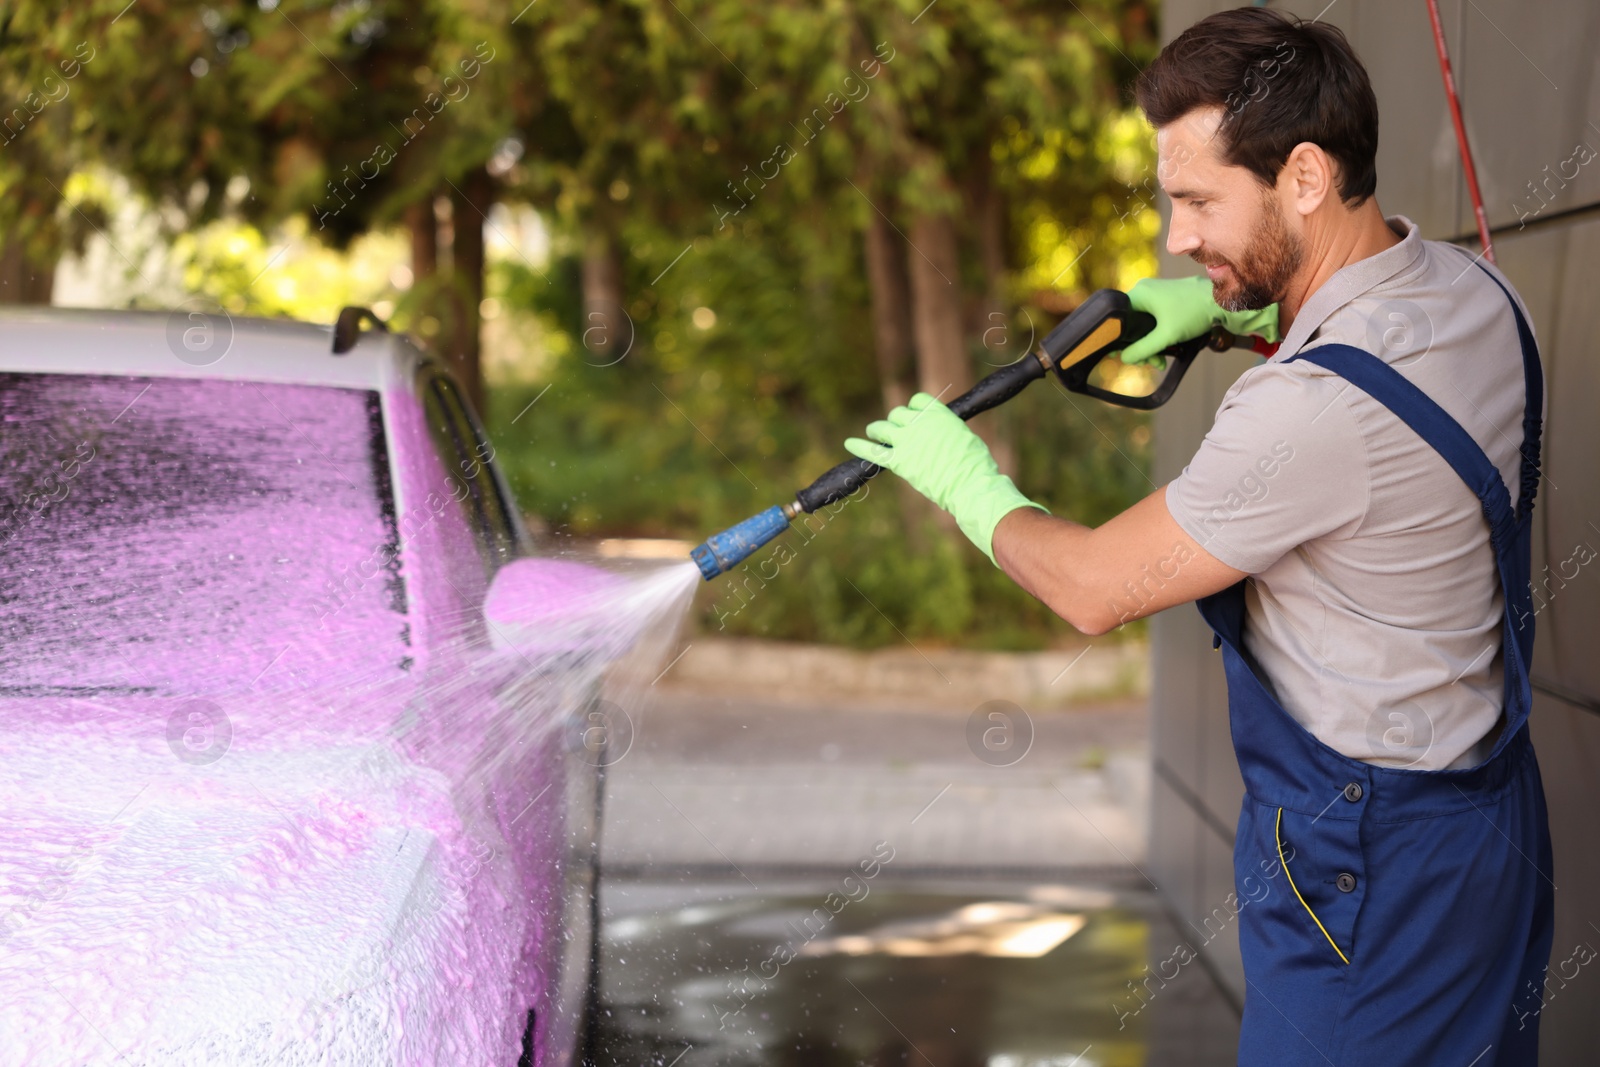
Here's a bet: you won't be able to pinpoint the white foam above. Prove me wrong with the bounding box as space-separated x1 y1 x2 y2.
0 558 699 1066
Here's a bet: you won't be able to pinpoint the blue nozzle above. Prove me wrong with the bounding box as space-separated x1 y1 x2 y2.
690 505 791 580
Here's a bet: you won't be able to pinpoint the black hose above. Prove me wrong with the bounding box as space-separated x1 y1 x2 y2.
792 354 1047 514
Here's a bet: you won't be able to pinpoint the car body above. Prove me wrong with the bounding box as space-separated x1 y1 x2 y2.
0 307 601 1066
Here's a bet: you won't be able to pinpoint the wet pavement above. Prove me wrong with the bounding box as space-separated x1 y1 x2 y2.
588 691 1241 1066
590 875 1239 1067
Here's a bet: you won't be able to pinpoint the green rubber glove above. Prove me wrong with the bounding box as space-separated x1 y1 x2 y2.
1118 275 1281 366
843 392 1047 565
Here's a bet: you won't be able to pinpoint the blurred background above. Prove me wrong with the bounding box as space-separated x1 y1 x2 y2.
0 0 1164 654
6 1 1600 1064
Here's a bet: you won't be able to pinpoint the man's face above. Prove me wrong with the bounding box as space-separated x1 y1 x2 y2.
1156 107 1304 311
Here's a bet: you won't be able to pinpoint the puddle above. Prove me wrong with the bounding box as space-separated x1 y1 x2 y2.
591 876 1239 1067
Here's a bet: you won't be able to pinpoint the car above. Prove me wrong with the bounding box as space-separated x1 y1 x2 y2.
0 305 619 1066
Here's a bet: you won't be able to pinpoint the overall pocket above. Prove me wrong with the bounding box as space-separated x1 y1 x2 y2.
1236 798 1361 972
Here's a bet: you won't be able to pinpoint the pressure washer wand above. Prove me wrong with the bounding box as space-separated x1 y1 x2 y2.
690 289 1177 581
691 348 1052 580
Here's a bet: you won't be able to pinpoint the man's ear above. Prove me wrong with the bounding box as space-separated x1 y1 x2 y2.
1280 141 1333 217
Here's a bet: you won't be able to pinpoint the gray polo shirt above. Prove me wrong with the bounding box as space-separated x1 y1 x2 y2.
1166 216 1535 771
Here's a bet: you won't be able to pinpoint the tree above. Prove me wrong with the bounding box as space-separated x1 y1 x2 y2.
6 0 1154 420
8 0 519 407
5 0 1163 649
0 9 106 303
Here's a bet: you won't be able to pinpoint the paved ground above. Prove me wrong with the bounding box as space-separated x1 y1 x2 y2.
601 690 1153 876
592 874 1240 1067
589 688 1241 1066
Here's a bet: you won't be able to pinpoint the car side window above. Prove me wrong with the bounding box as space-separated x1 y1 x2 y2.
421 373 518 573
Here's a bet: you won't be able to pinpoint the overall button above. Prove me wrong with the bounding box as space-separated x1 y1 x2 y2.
1343 782 1364 802
1336 872 1358 893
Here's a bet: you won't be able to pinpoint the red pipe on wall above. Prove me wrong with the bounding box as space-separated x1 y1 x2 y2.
1424 0 1495 263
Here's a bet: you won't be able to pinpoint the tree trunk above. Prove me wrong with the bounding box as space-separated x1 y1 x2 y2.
908 198 1019 543
447 168 492 415
0 186 62 305
407 198 437 285
863 211 915 412
863 206 933 540
906 210 969 534
906 210 969 401
406 192 445 360
0 238 55 304
967 158 1017 478
0 177 64 305
580 224 627 367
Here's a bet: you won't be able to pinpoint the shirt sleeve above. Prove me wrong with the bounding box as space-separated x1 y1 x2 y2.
1166 360 1370 574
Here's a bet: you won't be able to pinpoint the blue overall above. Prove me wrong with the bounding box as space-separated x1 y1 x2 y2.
1197 267 1554 1065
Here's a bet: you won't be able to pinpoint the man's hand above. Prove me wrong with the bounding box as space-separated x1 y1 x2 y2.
843 392 1045 564
1119 275 1281 365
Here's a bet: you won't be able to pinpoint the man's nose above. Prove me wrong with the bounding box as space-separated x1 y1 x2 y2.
1166 214 1201 258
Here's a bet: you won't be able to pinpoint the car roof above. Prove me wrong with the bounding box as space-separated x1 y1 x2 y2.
0 306 427 392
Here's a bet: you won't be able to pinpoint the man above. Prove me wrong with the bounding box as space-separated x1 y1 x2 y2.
846 8 1551 1065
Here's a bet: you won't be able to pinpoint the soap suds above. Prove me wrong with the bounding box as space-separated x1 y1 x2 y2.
0 372 697 1065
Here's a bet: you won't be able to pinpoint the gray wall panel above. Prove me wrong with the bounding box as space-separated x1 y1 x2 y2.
1148 770 1204 923
1345 0 1465 238
1527 688 1600 1061
1150 612 1204 785
1462 0 1600 233
1196 824 1246 997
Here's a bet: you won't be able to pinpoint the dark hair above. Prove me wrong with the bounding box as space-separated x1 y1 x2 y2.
1134 8 1378 205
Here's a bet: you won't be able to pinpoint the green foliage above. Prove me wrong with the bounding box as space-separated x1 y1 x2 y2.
484 216 1156 651
5 0 518 244
8 0 1162 650
486 215 879 537
468 0 1162 651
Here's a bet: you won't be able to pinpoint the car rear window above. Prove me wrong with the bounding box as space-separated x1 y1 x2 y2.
0 373 409 696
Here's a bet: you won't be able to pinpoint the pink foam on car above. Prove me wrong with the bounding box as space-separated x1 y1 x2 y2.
0 372 695 1065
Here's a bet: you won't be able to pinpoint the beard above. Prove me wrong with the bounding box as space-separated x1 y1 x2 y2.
1192 193 1304 312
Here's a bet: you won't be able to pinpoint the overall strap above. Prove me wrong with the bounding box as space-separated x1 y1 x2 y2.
1286 342 1537 722
1287 344 1519 553
1286 268 1545 718
1471 262 1544 523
